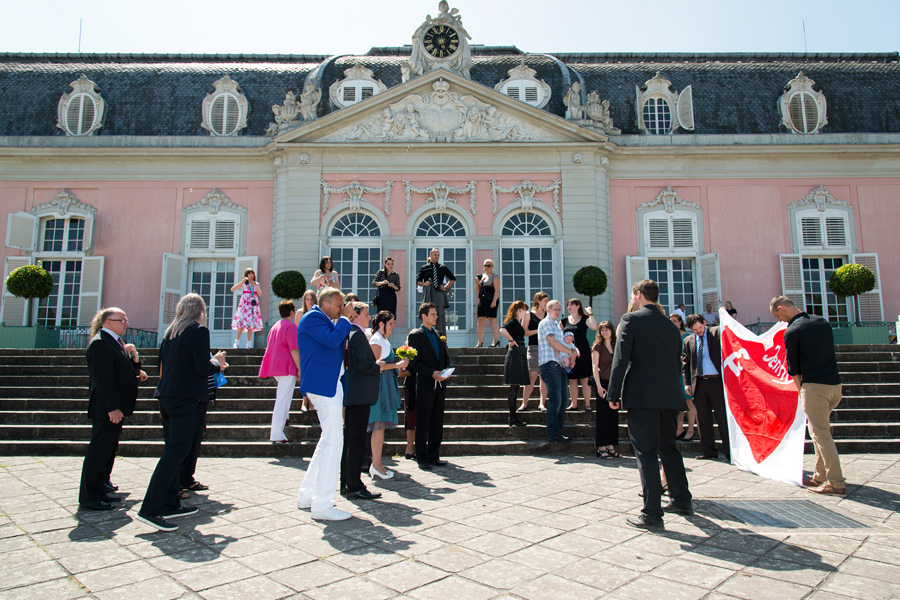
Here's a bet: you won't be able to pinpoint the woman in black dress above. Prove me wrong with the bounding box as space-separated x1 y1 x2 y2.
500 301 530 427
521 292 548 412
592 320 621 459
372 256 401 317
474 259 500 347
563 298 598 411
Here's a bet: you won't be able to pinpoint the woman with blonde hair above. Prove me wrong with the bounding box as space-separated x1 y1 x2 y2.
500 300 530 427
136 294 228 532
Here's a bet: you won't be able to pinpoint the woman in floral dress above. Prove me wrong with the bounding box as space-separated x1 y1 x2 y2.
230 268 263 348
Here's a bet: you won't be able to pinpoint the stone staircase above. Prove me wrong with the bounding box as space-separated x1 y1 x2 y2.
0 345 897 457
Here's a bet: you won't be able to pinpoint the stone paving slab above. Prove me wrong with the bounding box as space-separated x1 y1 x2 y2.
0 453 899 599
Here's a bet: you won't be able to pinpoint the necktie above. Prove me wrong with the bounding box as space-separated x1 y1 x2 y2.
432 262 439 289
117 337 129 358
697 334 704 377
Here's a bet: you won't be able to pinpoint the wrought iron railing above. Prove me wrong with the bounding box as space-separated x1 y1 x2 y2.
745 319 896 341
55 327 159 349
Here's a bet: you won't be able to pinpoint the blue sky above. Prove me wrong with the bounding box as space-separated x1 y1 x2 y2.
3 0 898 55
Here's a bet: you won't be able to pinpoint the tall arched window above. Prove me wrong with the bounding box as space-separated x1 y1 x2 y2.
500 212 555 308
329 212 381 304
416 213 466 237
414 213 468 334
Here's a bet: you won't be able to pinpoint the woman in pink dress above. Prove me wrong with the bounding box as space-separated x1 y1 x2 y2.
230 268 263 348
259 300 301 443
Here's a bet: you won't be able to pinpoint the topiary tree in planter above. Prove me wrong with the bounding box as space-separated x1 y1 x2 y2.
573 265 608 309
271 270 307 300
829 263 876 325
5 263 53 327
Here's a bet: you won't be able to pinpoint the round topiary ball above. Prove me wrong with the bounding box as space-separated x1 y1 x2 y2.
271 270 307 300
5 264 53 300
829 263 876 298
573 265 608 307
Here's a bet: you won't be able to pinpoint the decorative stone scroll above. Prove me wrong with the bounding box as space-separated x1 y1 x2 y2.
489 180 561 215
321 180 394 216
787 185 847 212
183 189 247 216
324 79 550 143
403 179 477 215
32 189 97 217
638 185 699 214
583 92 620 134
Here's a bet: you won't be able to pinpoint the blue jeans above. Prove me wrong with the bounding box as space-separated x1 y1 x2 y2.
540 362 569 441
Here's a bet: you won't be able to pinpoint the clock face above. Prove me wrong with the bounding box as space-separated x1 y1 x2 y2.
423 24 460 59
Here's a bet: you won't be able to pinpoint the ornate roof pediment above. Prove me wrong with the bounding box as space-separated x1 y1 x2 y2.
274 69 606 144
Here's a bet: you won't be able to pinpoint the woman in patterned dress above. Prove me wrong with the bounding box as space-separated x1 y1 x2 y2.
500 301 530 428
311 256 340 293
230 268 263 348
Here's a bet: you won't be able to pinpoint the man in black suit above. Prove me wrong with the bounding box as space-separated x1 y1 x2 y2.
407 302 451 470
78 307 142 510
607 280 692 529
341 302 384 500
683 313 730 462
416 248 455 335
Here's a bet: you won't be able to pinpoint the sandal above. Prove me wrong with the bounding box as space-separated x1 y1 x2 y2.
597 449 615 460
178 490 189 500
184 481 209 491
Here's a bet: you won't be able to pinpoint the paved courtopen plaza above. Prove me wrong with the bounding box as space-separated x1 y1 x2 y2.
2 453 900 600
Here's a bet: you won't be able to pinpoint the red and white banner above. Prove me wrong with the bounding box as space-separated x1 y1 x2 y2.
719 308 806 486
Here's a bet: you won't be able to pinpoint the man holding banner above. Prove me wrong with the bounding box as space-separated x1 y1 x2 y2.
771 296 845 495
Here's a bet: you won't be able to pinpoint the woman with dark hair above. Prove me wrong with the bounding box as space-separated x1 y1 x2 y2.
500 301 530 427
260 300 301 443
137 293 228 532
230 267 263 348
474 259 501 347
520 292 548 412
368 310 409 479
311 256 340 293
294 290 318 411
669 312 697 441
563 298 598 411
372 257 401 318
592 320 621 459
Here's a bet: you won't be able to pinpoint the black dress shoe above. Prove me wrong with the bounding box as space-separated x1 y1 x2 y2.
418 462 433 471
347 488 382 500
697 454 718 460
103 481 118 493
404 453 416 460
662 501 694 515
100 494 122 503
626 514 664 529
430 459 449 467
339 487 348 497
80 499 114 511
549 436 571 443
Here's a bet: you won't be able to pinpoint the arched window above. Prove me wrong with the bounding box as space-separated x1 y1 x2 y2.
56 75 105 136
416 213 465 237
500 212 555 308
780 72 827 134
331 212 380 237
501 212 551 237
327 212 382 304
201 76 249 137
636 73 694 135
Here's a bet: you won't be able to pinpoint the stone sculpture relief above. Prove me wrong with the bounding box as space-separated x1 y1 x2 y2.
299 81 321 121
489 180 561 215
32 189 97 217
183 189 247 216
563 82 583 120
321 180 394 216
584 92 620 134
639 185 700 214
403 179 477 215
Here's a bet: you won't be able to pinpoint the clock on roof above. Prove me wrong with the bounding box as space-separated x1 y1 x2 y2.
408 2 473 79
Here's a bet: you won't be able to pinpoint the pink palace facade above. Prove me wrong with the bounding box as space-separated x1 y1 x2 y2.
1 5 898 346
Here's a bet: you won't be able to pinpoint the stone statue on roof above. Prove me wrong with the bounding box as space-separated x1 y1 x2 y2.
299 81 321 121
563 82 584 120
408 2 473 79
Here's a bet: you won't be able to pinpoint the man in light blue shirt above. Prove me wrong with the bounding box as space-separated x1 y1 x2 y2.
537 300 577 443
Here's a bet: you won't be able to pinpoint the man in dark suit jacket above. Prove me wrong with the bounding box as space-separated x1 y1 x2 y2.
407 302 451 470
683 313 731 461
79 307 142 510
607 280 692 529
341 303 384 500
416 248 456 335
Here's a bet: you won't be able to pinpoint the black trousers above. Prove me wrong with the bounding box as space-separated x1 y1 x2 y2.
594 379 619 447
79 404 123 503
694 377 731 459
415 380 446 463
140 397 198 517
341 404 371 493
627 407 692 520
180 402 209 487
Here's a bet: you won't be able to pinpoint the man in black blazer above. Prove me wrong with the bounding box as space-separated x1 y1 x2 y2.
407 302 451 470
683 313 731 461
79 308 142 510
607 280 692 529
416 248 455 336
341 303 384 500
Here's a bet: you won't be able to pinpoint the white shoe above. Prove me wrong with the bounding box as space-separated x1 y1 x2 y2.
297 498 312 510
311 506 351 521
245 340 252 349
369 465 394 480
232 339 239 348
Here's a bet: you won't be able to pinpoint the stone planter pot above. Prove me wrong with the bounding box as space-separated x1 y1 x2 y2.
0 327 60 349
831 324 889 345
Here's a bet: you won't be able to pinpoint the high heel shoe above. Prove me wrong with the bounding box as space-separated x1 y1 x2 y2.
369 465 394 480
490 341 499 347
474 343 483 348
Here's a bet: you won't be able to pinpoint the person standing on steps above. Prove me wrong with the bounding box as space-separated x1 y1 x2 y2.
537 300 576 443
520 292 549 412
368 310 409 480
474 259 501 347
416 248 455 336
500 300 530 427
230 268 263 349
259 300 301 443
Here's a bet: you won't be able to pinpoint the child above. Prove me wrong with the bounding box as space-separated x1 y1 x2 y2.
558 331 579 373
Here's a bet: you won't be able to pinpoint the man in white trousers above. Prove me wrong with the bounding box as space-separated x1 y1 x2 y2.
295 287 355 520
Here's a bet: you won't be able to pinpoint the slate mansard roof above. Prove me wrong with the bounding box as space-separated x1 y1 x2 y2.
1 48 899 137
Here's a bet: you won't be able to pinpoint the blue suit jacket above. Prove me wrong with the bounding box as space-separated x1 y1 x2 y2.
297 305 352 397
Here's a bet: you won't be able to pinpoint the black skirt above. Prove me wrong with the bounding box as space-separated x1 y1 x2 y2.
503 344 530 385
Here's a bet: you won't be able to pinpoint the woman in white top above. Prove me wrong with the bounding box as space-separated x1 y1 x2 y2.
368 310 409 479
310 256 340 292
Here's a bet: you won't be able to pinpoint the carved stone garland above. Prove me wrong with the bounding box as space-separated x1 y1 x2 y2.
638 185 700 213
403 180 477 215
489 180 561 215
787 185 847 212
183 189 247 216
31 189 97 218
321 181 394 216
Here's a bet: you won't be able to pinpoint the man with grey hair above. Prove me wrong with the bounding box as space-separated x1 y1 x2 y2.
537 299 577 443
771 296 845 495
416 248 455 336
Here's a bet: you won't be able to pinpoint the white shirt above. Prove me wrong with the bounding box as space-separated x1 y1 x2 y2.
672 307 686 320
370 331 391 360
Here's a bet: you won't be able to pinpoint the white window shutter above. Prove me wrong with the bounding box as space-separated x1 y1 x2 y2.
187 217 211 252
1 256 33 326
81 214 95 252
214 219 238 252
77 256 104 326
672 217 696 250
697 253 721 309
850 253 883 321
234 256 259 284
825 216 848 249
676 85 694 130
552 238 564 301
647 217 670 249
5 212 38 251
799 216 823 249
779 254 805 309
158 253 188 343
625 256 649 305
